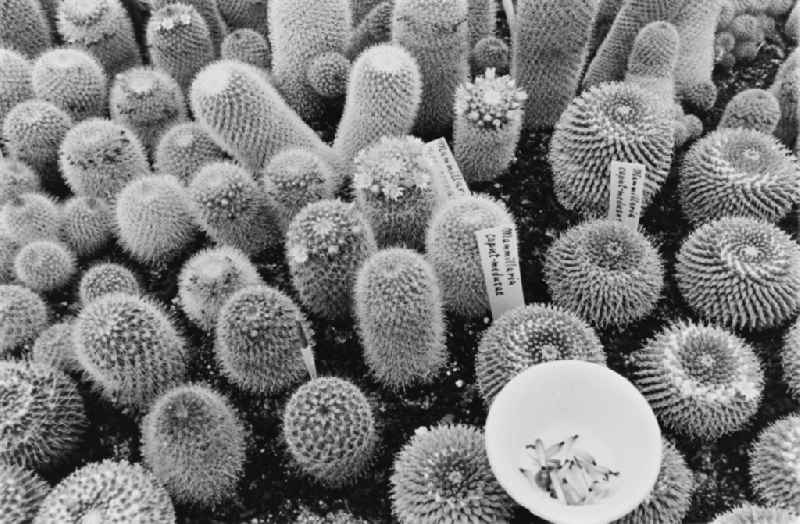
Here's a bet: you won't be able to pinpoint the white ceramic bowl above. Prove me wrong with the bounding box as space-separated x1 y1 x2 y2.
484 360 662 524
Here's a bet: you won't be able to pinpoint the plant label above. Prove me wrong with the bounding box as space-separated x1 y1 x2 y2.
475 225 525 319
424 137 471 200
607 160 646 227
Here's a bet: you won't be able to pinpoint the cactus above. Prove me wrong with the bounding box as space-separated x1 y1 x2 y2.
178 245 263 331
286 199 377 320
352 136 437 249
60 196 114 258
453 69 526 182
262 148 336 224
141 384 246 507
0 284 48 356
475 303 606 405
14 240 77 293
333 44 421 164
632 321 763 440
306 52 350 99
221 28 271 68
614 439 693 524
788 2 800 42
678 128 799 225
512 0 596 130
0 360 86 470
0 236 20 284
31 48 108 122
294 508 370 524
59 118 150 202
282 377 378 487
149 0 228 52
0 158 40 207
32 320 79 373
549 82 674 217
0 49 32 131
33 460 176 523
73 292 189 409
268 0 351 122
390 424 514 524
749 414 800 512
0 465 49 524
0 192 62 244
116 174 198 266
391 0 469 136
718 88 781 133
711 505 798 524
769 48 800 147
467 0 495 49
219 0 268 36
215 285 313 394
426 194 515 318
146 4 215 93
470 35 509 76
0 0 52 58
109 67 187 153
346 1 393 60
675 216 800 330
189 161 282 255
544 220 664 328
56 0 141 78
355 248 447 391
78 262 140 305
782 318 800 403
153 121 227 184
588 0 624 55
351 0 385 25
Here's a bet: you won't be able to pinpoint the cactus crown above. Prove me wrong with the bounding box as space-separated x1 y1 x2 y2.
454 68 526 130
190 161 255 218
60 0 109 26
151 3 198 34
353 136 432 201
287 200 371 263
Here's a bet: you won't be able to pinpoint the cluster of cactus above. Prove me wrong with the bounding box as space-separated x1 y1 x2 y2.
13 240 77 293
0 464 50 523
262 148 336 224
718 88 781 133
32 320 79 373
60 196 114 257
715 1 782 68
749 414 800 512
32 48 107 122
0 192 62 244
0 284 48 356
78 262 140 305
0 158 39 207
0 0 52 58
154 121 227 184
221 28 271 68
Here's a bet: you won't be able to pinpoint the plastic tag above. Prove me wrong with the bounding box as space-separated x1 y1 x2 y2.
295 319 317 379
475 225 525 319
423 137 471 199
607 160 646 227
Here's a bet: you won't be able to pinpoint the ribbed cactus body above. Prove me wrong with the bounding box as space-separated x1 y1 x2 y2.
78 262 140 305
0 0 52 58
392 0 469 136
512 0 596 130
149 0 228 52
32 48 108 122
333 44 421 163
2 100 73 183
0 158 39 207
0 284 48 356
154 122 227 184
14 240 77 293
0 49 32 132
262 148 336 224
221 28 271 68
60 196 114 257
0 192 62 244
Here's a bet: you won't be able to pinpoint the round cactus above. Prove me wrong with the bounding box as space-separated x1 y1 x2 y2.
59 118 150 202
549 82 674 217
783 318 800 403
352 136 437 250
2 100 73 181
262 148 336 224
470 35 510 77
543 219 664 328
633 321 764 440
475 303 606 405
153 121 227 184
148 0 228 52
282 377 378 487
78 262 140 305
0 235 21 283
32 320 79 373
286 199 377 320
0 360 86 470
72 292 189 409
614 439 693 524
390 424 514 524
178 245 263 331
426 194 516 319
116 174 198 265
750 414 800 512
221 28 271 69
0 284 48 356
711 504 798 524
307 52 350 99
141 384 246 507
0 48 33 130
679 129 800 225
60 196 114 258
0 192 62 244
719 88 781 133
33 460 176 523
355 248 447 391
109 66 187 153
675 217 800 330
0 465 49 524
31 48 108 122
189 161 282 255
0 0 52 58
14 240 77 293
0 158 40 207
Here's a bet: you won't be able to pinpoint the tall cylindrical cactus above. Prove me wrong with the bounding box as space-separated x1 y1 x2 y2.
0 0 52 58
148 0 228 52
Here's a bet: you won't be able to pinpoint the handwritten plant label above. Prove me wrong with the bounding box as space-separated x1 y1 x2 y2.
295 319 317 379
475 225 525 318
423 137 471 199
607 160 646 227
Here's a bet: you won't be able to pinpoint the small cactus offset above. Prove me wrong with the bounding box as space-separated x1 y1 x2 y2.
14 240 78 293
153 121 227 184
149 0 228 52
0 465 50 523
60 196 114 258
355 248 447 391
453 68 526 182
0 158 40 207
221 28 271 69
470 35 510 76
219 0 268 36
718 88 781 133
0 0 52 58
286 199 377 320
31 48 108 122
710 505 798 524
109 67 187 153
749 414 800 512
0 49 33 131
32 320 80 373
0 192 62 244
0 284 48 357
56 0 142 79
306 52 350 99
178 245 263 331
334 43 422 166
146 4 216 93
78 262 140 305
352 136 437 250
262 148 337 225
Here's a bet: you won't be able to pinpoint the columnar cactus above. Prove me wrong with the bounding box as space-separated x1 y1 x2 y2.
14 240 78 293
2 100 73 183
512 0 596 130
286 199 376 320
426 195 516 318
0 465 50 524
0 158 40 207
0 192 62 244
219 0 268 36
60 196 114 258
718 88 781 133
31 48 108 122
0 49 32 131
189 161 282 255
215 285 313 394
262 148 337 224
333 44 422 164
0 284 48 356
78 262 140 305
149 0 228 52
56 0 142 78
116 174 198 265
109 67 187 153
0 0 52 58
73 292 189 409
711 505 798 524
154 121 227 184
141 384 246 507
146 4 215 93
346 1 393 60
749 414 800 512
392 0 470 136
32 321 79 373
221 28 271 69
453 69 527 182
